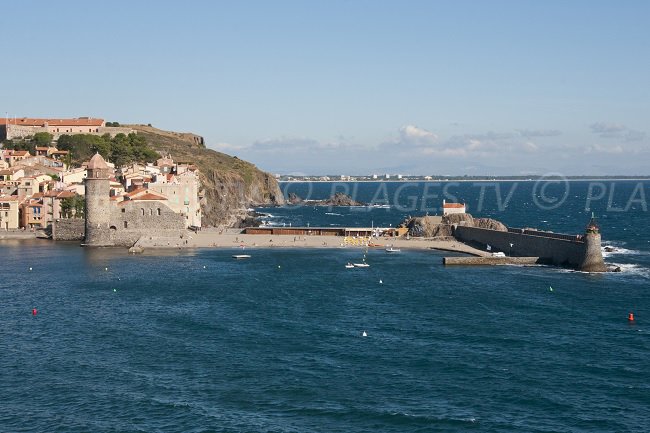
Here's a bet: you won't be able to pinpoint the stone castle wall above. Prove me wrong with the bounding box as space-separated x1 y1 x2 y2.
85 176 112 246
453 226 589 269
5 124 134 140
52 218 85 241
99 200 186 247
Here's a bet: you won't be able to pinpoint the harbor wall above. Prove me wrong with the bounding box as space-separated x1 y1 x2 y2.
453 226 592 269
443 256 541 266
52 218 85 241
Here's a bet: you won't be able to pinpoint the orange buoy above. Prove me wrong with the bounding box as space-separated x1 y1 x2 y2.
32 308 37 316
628 312 635 321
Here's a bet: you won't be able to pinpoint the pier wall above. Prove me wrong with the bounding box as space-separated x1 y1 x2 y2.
52 218 85 241
453 226 588 268
443 256 541 266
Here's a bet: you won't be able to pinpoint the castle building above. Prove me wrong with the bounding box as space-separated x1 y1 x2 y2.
83 153 186 247
0 117 134 141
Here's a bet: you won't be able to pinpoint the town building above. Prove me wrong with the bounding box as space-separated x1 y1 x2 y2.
0 196 20 230
442 200 466 215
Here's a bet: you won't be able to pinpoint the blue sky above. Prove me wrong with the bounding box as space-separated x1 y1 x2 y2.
3 0 649 175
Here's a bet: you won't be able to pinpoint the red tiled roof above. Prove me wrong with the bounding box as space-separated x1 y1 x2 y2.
130 192 167 201
443 203 465 208
0 117 104 126
0 196 19 202
124 187 147 198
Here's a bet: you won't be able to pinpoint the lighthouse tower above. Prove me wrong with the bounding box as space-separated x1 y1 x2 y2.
84 153 111 246
579 213 607 272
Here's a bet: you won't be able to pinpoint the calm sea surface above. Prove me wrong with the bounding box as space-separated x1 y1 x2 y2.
2 181 649 432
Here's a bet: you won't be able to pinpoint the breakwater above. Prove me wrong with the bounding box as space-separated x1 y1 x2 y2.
443 256 541 266
453 225 606 272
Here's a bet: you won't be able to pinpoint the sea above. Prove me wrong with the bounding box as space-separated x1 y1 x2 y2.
2 181 649 433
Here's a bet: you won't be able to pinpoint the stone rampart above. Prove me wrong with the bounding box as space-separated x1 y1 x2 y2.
100 200 187 247
5 124 135 140
52 218 85 241
454 226 588 269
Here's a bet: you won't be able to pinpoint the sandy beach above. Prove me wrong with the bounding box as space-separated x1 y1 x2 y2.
134 230 489 257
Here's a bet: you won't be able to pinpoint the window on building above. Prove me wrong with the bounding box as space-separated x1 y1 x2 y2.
157 208 161 216
141 208 145 216
149 209 153 216
124 221 128 228
121 208 126 213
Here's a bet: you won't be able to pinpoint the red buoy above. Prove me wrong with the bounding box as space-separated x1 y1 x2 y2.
628 312 635 322
32 308 37 316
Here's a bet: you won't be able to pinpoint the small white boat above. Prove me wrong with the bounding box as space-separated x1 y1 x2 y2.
232 254 251 259
345 263 355 269
353 262 370 268
385 247 401 253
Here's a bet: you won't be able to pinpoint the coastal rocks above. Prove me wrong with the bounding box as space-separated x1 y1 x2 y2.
308 193 366 206
232 211 263 228
442 213 474 226
129 245 144 254
474 218 508 232
401 213 509 238
287 192 303 205
401 216 453 238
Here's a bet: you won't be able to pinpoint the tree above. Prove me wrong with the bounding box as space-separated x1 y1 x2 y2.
33 132 53 147
73 195 85 218
60 195 85 218
60 196 73 218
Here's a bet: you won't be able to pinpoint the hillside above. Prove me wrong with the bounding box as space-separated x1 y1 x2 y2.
128 125 284 227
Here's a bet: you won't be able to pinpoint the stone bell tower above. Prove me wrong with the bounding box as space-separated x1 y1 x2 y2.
84 153 111 246
579 213 607 272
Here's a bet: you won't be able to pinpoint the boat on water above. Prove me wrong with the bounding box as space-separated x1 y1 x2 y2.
232 254 251 259
353 261 370 268
385 247 401 253
345 263 355 269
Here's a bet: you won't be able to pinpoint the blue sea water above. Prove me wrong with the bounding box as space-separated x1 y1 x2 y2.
2 181 649 432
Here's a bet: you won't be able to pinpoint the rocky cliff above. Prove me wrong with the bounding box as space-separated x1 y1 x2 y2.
129 125 284 227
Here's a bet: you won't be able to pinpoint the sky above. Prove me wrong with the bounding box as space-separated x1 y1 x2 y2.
2 0 649 176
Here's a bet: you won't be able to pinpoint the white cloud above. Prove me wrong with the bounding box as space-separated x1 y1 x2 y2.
398 124 439 146
590 122 627 135
211 142 247 152
589 122 645 142
584 143 624 154
517 129 562 138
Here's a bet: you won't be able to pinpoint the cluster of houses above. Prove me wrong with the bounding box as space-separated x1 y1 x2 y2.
0 147 202 232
